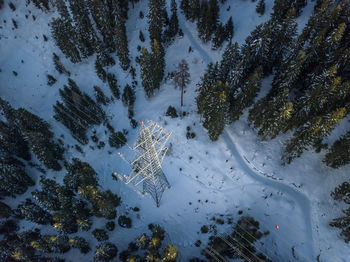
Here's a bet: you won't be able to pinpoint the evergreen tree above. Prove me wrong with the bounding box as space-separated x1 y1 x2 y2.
151 39 165 91
109 131 127 149
197 62 220 116
256 0 265 15
122 84 136 107
93 242 118 262
249 88 294 140
51 18 81 63
164 0 179 43
228 66 263 122
64 158 98 192
212 22 226 49
173 59 190 106
94 86 108 105
68 0 98 58
188 0 201 21
202 81 229 141
69 236 90 254
282 107 347 164
218 41 241 83
0 201 12 218
324 131 350 168
0 153 34 198
16 199 52 225
79 186 120 219
87 0 115 52
53 53 70 76
92 228 109 241
107 73 120 99
224 16 234 40
148 0 166 43
180 0 190 19
113 1 130 70
140 47 154 97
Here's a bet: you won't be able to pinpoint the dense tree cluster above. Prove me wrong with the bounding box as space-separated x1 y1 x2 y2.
53 78 106 144
197 0 350 169
51 0 130 70
180 0 233 49
200 216 271 262
330 181 350 242
0 98 64 173
119 224 178 261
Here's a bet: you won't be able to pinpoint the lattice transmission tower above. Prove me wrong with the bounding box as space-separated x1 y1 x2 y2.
113 120 171 207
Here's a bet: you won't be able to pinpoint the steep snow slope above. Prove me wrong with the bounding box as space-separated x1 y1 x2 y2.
0 0 349 261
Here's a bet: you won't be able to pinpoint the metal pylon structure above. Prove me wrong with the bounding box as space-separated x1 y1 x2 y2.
114 120 171 207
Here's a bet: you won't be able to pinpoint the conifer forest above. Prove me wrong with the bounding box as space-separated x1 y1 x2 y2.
0 0 349 261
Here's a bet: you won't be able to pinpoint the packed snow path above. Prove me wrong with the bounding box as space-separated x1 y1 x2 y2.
178 12 316 261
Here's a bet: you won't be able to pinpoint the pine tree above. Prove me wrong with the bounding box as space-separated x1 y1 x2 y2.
16 199 52 225
324 131 350 168
92 228 109 241
139 47 153 97
188 0 201 21
218 41 241 83
197 62 220 116
249 88 294 140
224 16 234 40
63 158 98 192
151 39 165 91
180 0 190 19
0 201 12 218
93 242 118 262
107 73 120 100
256 0 265 15
53 53 70 76
122 84 136 107
68 0 98 58
95 60 107 82
94 86 108 105
87 0 115 52
51 18 81 63
69 236 90 254
113 2 130 70
163 245 178 261
282 107 347 164
202 81 229 141
212 22 226 49
148 0 166 43
228 66 263 122
0 153 34 198
173 59 190 106
164 0 179 43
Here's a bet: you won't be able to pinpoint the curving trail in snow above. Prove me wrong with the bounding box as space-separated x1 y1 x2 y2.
223 129 315 260
178 15 316 261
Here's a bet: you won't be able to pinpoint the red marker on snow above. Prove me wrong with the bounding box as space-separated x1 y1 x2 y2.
275 225 279 229
43 57 46 60
140 121 144 125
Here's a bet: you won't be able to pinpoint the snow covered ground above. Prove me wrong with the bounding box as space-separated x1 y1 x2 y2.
1 0 349 261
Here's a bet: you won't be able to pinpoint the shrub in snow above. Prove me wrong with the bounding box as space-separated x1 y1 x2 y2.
92 242 118 262
118 215 132 228
92 228 109 241
106 221 115 231
0 201 12 218
47 74 57 86
109 131 127 149
201 225 209 234
69 236 90 254
166 106 178 118
9 2 16 11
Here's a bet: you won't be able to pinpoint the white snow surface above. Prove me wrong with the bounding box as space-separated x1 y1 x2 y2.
0 0 349 261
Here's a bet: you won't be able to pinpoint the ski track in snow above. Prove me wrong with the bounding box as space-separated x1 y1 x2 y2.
177 11 316 260
223 129 315 260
